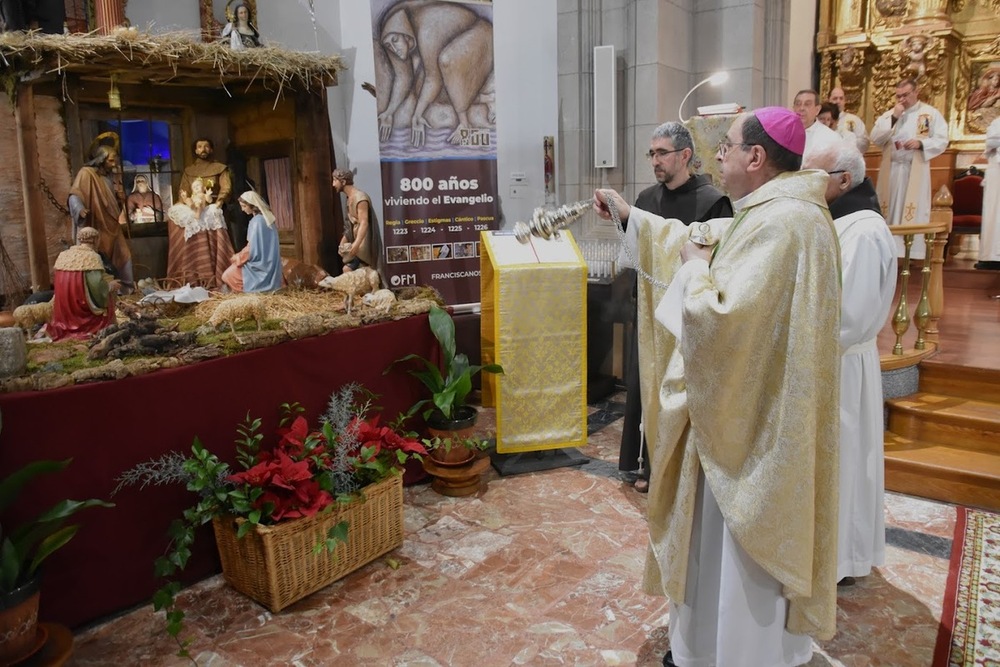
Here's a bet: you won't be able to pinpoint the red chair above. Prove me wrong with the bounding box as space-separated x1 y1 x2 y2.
949 170 984 255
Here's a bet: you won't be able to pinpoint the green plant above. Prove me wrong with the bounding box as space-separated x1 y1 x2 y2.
422 433 493 455
386 304 503 423
114 384 426 660
0 414 114 597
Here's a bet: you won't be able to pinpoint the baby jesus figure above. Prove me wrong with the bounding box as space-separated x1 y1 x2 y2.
179 178 216 216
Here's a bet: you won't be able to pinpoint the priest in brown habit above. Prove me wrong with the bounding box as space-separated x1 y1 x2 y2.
166 137 235 288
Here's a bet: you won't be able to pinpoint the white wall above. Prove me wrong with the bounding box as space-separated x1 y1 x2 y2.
493 1 559 227
126 0 199 34
325 2 382 214
787 0 817 101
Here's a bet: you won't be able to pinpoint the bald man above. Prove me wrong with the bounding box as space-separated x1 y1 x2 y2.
829 87 870 152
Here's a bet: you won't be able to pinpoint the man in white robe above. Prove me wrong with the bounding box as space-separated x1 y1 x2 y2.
870 78 949 260
794 89 841 153
595 107 841 667
978 117 1000 269
829 87 870 153
804 140 897 584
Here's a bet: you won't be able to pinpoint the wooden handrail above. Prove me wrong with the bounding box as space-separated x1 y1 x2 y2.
880 188 952 369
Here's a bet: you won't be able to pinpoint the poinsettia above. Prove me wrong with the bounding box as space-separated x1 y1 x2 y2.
115 382 423 656
354 416 428 458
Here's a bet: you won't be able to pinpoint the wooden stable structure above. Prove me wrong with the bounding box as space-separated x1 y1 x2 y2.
1 31 345 292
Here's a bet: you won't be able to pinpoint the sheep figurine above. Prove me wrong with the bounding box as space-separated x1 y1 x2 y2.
12 301 53 332
362 288 396 314
318 267 380 315
207 295 268 340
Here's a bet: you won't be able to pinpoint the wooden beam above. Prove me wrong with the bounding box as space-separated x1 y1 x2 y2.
14 84 52 291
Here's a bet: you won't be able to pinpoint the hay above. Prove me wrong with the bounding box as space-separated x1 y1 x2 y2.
191 288 349 322
0 29 344 96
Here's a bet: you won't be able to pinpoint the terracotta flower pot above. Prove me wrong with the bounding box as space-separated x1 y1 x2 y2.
0 577 42 664
426 406 478 467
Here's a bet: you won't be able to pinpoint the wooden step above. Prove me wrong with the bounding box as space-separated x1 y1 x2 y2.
919 361 1000 402
886 392 1000 454
942 265 1000 291
884 432 1000 511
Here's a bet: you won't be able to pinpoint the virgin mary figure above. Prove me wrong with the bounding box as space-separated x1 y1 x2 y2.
220 2 263 50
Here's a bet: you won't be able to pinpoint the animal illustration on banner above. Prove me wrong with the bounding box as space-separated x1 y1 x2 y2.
372 0 500 305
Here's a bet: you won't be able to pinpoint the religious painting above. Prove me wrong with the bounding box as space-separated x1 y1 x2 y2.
372 0 499 305
966 61 1000 135
199 0 258 45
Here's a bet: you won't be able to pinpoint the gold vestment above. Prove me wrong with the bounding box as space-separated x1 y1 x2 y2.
639 170 841 640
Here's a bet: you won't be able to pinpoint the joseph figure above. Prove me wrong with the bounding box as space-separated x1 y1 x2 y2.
68 145 134 292
167 138 235 288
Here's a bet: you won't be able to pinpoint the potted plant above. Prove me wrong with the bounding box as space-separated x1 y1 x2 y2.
0 416 114 664
387 303 503 439
423 432 493 465
115 383 426 658
420 432 495 497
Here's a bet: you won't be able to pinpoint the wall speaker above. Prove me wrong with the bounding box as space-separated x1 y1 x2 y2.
593 45 616 169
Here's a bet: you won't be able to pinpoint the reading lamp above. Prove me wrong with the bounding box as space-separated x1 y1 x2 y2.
678 71 729 122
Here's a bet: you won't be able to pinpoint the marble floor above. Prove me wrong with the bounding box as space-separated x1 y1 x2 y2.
68 393 958 667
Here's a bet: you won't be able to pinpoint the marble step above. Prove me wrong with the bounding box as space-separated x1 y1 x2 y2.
919 361 1000 403
883 431 1000 512
886 391 1000 455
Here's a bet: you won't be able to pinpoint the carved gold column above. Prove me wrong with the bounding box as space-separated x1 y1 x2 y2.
904 0 949 25
94 0 126 34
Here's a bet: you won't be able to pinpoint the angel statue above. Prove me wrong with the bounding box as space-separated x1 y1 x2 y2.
221 2 263 50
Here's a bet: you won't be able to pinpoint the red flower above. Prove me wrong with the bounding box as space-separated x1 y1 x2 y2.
355 417 428 457
275 416 310 456
269 450 312 490
227 459 276 487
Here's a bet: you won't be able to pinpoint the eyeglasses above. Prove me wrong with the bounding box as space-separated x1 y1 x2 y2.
717 139 755 157
827 170 847 175
646 148 685 160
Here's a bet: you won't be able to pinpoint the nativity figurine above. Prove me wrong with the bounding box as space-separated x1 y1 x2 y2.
126 174 164 224
221 2 263 50
221 191 284 293
45 227 119 341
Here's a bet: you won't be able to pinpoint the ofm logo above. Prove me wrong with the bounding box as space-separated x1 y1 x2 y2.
390 273 418 287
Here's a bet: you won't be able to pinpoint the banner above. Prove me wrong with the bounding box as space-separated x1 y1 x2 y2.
371 0 499 305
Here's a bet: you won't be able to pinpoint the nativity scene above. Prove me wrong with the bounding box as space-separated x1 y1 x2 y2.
0 12 437 397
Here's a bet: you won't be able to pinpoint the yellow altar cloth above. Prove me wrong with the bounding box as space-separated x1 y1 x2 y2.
480 230 587 454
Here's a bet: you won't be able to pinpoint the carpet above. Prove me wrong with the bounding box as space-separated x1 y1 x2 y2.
933 507 1000 666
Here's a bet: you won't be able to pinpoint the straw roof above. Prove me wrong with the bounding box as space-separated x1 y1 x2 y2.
0 29 344 95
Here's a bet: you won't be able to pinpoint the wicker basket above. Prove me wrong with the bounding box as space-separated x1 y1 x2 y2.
211 474 403 612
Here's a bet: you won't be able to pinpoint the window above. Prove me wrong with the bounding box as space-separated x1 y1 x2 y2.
81 109 184 237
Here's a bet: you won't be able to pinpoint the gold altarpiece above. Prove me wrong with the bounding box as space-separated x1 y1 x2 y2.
817 0 1000 154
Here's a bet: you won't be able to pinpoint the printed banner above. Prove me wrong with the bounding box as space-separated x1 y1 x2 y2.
372 0 499 305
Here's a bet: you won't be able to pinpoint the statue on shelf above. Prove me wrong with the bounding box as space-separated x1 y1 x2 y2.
222 191 283 293
126 174 163 225
221 2 262 50
68 136 133 294
902 35 931 79
45 227 119 342
166 138 235 289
